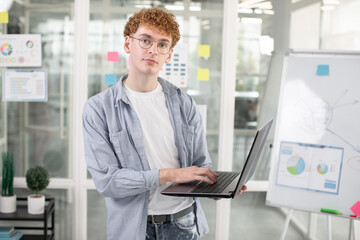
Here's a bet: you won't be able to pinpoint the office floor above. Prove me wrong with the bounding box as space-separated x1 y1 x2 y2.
200 192 305 240
199 192 351 240
87 191 317 240
3 189 350 240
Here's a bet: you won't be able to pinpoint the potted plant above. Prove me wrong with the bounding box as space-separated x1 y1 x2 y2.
1 152 16 213
25 165 49 214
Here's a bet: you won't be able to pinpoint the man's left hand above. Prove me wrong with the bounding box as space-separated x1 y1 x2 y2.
213 185 247 200
236 185 247 196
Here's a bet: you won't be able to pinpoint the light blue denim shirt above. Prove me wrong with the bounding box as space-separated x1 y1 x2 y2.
82 74 211 240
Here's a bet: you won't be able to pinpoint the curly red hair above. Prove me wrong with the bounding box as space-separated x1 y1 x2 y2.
123 8 180 48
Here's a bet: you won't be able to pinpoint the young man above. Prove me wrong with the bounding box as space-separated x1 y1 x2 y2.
83 8 246 240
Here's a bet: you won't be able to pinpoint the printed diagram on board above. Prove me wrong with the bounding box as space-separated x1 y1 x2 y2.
0 34 42 67
293 90 360 171
276 141 344 194
158 43 187 88
296 96 333 135
296 90 359 149
347 156 360 171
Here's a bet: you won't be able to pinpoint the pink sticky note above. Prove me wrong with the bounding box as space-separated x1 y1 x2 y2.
350 201 360 216
107 51 119 62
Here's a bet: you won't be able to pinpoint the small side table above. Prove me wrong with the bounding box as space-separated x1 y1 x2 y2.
0 197 55 240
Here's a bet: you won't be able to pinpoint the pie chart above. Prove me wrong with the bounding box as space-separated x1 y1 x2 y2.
287 155 305 175
26 40 34 48
0 43 13 56
317 163 328 175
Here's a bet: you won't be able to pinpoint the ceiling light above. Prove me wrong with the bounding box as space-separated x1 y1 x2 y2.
134 5 151 9
238 8 254 14
323 0 340 5
250 1 273 10
238 0 266 8
189 6 201 11
263 9 275 15
165 5 184 11
0 0 13 12
321 5 336 11
201 20 210 25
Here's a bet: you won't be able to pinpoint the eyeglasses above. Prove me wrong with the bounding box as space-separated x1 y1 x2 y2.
129 36 171 54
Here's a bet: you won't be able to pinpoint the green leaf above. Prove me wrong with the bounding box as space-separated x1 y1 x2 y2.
26 165 49 194
2 152 14 197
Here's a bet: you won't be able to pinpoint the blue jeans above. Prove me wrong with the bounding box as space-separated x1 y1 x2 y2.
146 211 199 240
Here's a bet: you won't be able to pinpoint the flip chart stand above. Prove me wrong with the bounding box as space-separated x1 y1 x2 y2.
327 215 332 240
280 210 338 240
350 219 358 240
280 209 293 240
326 215 359 240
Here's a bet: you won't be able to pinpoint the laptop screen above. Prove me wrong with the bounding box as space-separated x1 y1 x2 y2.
232 119 273 197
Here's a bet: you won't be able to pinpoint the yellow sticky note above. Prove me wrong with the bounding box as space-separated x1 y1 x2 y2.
198 45 210 58
197 68 209 81
0 12 9 24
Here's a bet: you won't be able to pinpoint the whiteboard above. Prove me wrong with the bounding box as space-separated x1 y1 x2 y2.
266 50 360 217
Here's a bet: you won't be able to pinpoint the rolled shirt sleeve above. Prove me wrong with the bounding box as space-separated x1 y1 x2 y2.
82 99 159 199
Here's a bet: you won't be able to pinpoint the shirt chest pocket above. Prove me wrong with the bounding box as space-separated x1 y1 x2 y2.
109 130 142 170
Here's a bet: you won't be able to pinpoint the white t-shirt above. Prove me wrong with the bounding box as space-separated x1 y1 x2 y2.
124 82 194 215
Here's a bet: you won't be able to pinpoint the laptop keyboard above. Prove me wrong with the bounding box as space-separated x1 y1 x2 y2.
191 171 240 193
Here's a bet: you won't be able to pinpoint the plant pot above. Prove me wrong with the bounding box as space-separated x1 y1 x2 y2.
27 194 45 214
0 194 17 213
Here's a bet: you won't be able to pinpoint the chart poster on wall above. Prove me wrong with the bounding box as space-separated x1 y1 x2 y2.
2 69 47 102
159 43 187 88
0 34 42 67
276 141 344 194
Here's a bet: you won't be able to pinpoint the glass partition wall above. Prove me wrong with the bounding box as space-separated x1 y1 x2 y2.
3 0 74 178
86 1 224 239
0 0 74 239
1 0 359 239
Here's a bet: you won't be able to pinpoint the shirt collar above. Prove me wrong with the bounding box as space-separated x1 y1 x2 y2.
115 74 180 105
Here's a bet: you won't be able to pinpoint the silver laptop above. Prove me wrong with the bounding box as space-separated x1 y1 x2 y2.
161 119 273 199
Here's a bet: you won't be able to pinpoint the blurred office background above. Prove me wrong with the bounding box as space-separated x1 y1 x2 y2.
0 0 359 239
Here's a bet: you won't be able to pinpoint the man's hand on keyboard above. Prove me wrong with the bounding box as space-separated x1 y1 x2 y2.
159 166 218 185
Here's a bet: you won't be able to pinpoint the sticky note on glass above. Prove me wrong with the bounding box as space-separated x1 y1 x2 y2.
107 51 119 62
0 12 9 24
198 45 210 58
105 74 117 85
350 201 360 216
317 64 329 76
197 69 209 81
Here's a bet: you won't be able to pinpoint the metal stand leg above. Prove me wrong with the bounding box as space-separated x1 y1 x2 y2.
327 215 332 240
352 220 357 240
308 212 317 240
349 220 353 240
280 209 293 240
